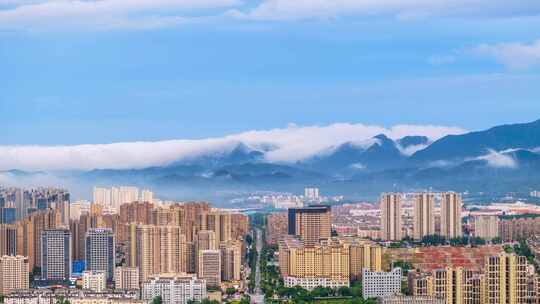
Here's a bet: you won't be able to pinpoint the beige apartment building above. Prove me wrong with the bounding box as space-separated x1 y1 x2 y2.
440 192 462 238
381 193 403 241
0 255 29 295
413 193 435 240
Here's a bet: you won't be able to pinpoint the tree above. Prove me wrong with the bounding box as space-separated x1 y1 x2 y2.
151 296 163 304
56 297 70 304
337 286 352 297
225 287 236 297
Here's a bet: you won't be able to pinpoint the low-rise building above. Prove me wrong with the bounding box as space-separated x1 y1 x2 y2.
4 289 140 304
363 268 402 299
378 295 445 304
83 271 107 292
141 273 207 304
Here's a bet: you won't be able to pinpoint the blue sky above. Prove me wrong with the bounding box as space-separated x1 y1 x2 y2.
2 0 540 146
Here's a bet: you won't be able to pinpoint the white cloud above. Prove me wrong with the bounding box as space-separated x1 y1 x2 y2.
397 143 429 156
473 40 540 70
0 0 240 31
229 0 540 21
0 123 465 171
476 149 518 169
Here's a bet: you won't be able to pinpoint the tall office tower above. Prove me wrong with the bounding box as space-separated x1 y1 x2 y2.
440 192 463 238
85 228 115 281
474 215 499 240
287 205 332 246
220 241 242 282
304 188 320 200
41 228 72 281
197 250 221 287
484 253 528 304
134 225 188 282
0 255 29 295
15 189 25 220
114 266 140 290
279 237 350 290
344 240 383 282
0 224 18 256
413 193 435 240
142 274 207 304
381 193 403 241
82 271 107 292
141 190 154 203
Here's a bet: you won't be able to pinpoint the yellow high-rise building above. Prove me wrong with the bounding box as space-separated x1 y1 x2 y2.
0 255 29 295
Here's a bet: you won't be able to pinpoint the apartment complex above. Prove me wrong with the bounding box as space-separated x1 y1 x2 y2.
381 193 403 241
0 255 29 295
288 205 332 246
408 253 535 304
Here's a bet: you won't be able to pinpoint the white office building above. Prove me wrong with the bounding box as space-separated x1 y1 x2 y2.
363 268 402 299
141 274 207 304
284 276 348 290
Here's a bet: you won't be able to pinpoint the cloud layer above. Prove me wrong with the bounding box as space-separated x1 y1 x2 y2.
230 0 540 21
0 123 465 171
473 39 540 70
3 0 540 31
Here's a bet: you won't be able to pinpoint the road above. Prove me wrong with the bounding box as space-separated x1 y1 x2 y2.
250 228 265 303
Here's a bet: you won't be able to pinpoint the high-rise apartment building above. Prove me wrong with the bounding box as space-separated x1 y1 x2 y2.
133 225 189 282
304 188 320 200
440 192 462 238
141 190 154 203
196 230 217 252
220 241 242 282
473 215 499 240
266 213 288 245
0 224 17 256
381 193 402 241
85 228 115 281
288 205 331 246
413 193 435 240
0 255 29 295
41 228 72 281
82 271 107 292
114 266 140 290
197 250 221 287
141 274 207 304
